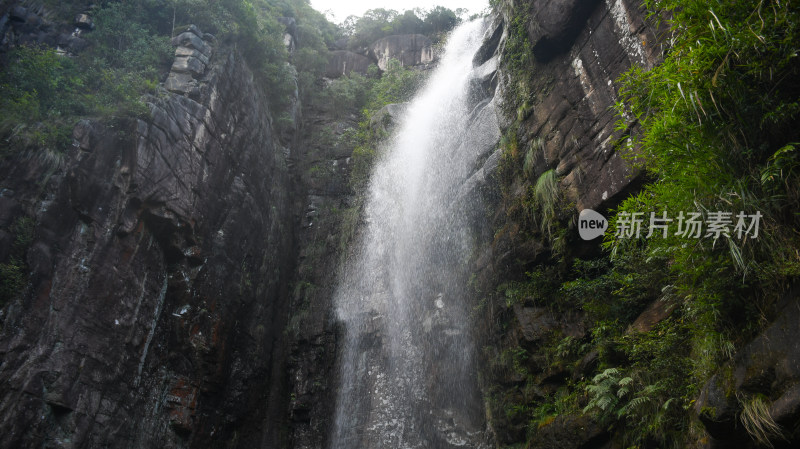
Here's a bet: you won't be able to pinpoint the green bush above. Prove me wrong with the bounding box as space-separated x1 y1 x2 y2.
0 217 35 309
0 45 89 156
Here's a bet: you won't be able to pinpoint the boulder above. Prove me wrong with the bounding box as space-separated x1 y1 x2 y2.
530 415 609 449
170 31 211 56
473 15 505 66
175 46 209 65
696 295 800 446
627 298 676 333
171 56 206 76
164 72 198 95
324 50 372 78
73 13 93 30
277 17 297 38
369 34 434 71
283 32 295 54
10 6 27 22
527 0 603 61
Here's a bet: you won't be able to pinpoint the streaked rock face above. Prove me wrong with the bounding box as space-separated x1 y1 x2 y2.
325 50 373 78
0 25 295 448
369 34 435 71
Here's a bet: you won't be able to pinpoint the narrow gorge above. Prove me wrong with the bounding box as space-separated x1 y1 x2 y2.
1 1 799 449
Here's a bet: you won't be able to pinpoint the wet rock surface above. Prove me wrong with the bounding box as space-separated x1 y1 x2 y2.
511 0 664 213
473 1 664 446
696 291 800 448
0 30 294 449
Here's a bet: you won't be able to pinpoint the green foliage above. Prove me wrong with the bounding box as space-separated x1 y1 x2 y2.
610 0 800 288
312 60 426 193
0 216 35 309
593 3 800 443
499 265 561 307
0 1 173 158
530 169 559 238
342 6 464 49
314 73 374 117
89 2 174 75
0 0 346 159
366 59 426 110
487 1 800 447
0 46 87 156
584 367 682 445
499 4 534 113
738 393 785 447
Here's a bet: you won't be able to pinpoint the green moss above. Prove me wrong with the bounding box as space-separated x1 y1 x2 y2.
0 216 35 310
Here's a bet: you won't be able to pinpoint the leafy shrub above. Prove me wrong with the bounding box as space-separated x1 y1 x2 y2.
0 216 35 309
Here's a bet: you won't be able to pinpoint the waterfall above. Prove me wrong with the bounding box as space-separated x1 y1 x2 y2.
331 19 494 449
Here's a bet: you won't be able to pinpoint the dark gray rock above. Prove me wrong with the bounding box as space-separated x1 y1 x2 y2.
278 17 297 38
529 415 608 449
507 0 664 212
10 6 27 22
513 305 557 343
0 43 294 449
165 71 198 95
474 15 505 66
2 3 62 54
185 24 202 37
696 295 800 447
73 13 93 30
527 0 603 61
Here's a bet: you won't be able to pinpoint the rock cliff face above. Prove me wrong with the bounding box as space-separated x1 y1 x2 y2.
369 34 434 71
696 288 800 448
284 100 355 449
324 33 436 78
324 50 373 78
0 2 91 54
471 0 666 446
4 1 798 448
0 25 294 449
475 1 800 447
515 0 663 213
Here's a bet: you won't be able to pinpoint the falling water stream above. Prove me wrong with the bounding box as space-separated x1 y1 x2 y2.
331 19 494 449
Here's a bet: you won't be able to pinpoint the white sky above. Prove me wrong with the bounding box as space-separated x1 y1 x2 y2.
310 0 490 24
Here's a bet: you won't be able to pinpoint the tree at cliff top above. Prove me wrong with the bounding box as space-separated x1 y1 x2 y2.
341 6 466 48
0 0 338 157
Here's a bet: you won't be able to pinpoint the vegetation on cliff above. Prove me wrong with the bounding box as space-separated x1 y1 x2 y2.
488 0 800 447
340 6 469 48
0 0 336 158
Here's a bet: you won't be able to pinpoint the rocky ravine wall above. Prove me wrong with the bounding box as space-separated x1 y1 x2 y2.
476 1 800 448
0 26 295 448
471 0 665 446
